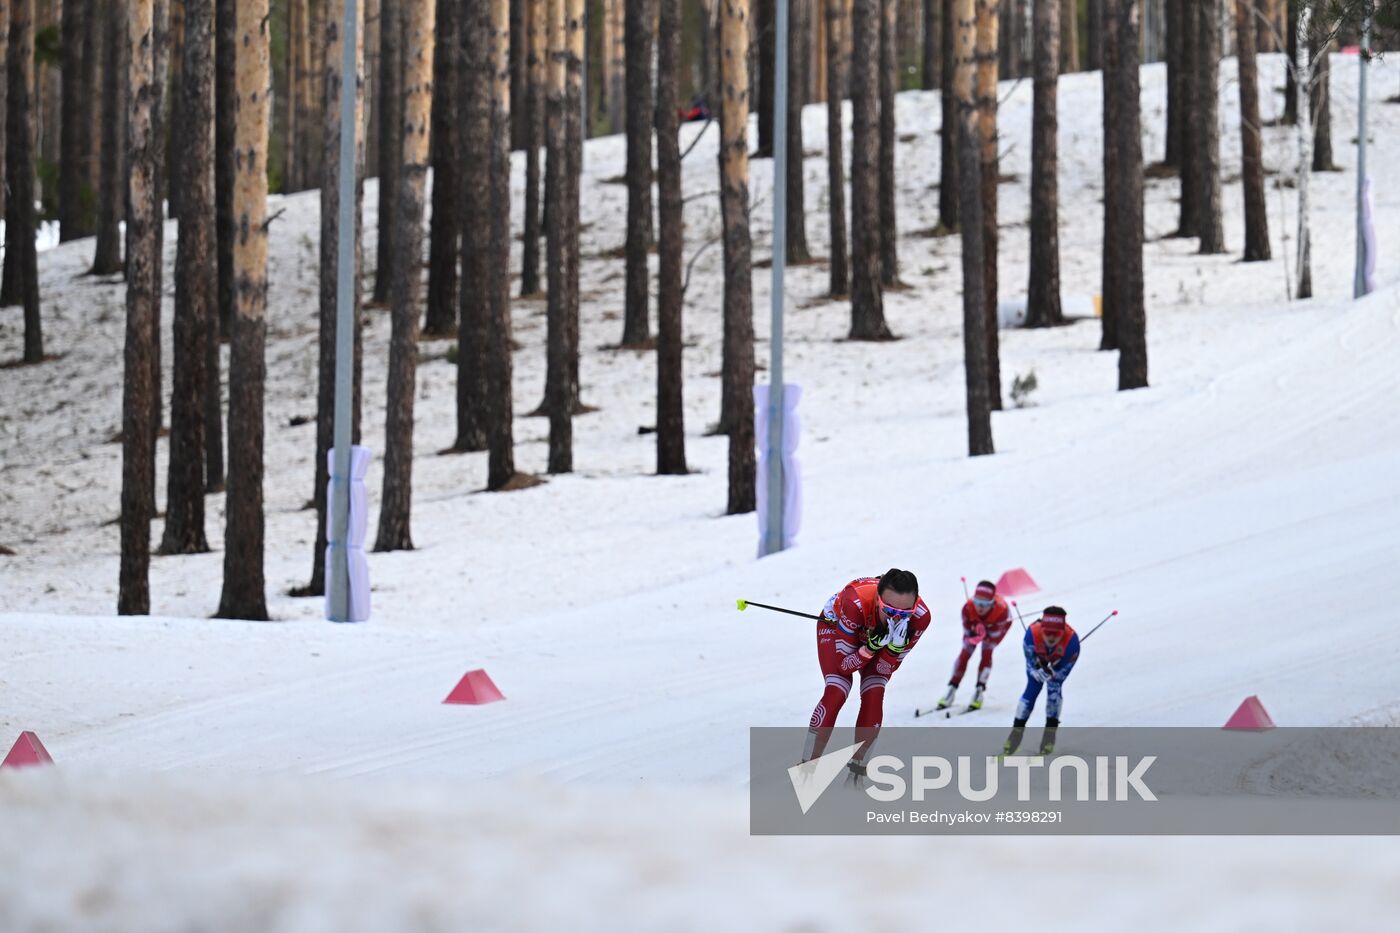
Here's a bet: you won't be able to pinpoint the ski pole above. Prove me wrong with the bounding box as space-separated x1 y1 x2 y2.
1078 610 1119 643
735 599 821 621
1011 600 1030 633
960 576 970 600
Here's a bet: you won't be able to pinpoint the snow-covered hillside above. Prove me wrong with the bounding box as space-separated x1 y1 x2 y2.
2 55 1399 930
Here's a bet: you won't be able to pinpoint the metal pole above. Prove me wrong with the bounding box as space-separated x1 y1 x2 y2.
1354 5 1371 299
763 0 790 557
328 0 359 621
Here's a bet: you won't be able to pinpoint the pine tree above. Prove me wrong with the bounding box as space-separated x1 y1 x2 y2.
456 0 492 453
786 0 811 263
59 0 95 240
1058 0 1076 71
921 0 938 89
1195 0 1224 254
938 0 957 229
91 0 125 275
118 0 164 614
424 0 461 337
717 0 755 512
546 0 583 473
825 0 848 296
215 0 235 336
976 0 1000 408
654 0 686 475
1233 0 1268 261
877 0 897 284
1106 0 1145 389
217 0 271 621
375 0 433 551
520 0 544 296
953 0 992 455
159 0 215 556
620 0 654 347
485 0 516 489
849 0 890 339
1025 0 1062 327
1174 0 1198 237
1310 35 1335 172
372 0 401 305
5 0 41 363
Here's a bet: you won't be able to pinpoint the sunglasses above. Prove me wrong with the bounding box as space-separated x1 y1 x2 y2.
879 599 915 621
973 597 994 610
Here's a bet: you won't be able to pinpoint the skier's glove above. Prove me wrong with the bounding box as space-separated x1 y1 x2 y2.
885 616 910 652
865 623 892 653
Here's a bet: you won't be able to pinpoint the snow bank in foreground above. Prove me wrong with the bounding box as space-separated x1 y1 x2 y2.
2 769 1397 933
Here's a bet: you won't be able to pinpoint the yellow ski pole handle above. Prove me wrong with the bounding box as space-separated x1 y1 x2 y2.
736 599 821 620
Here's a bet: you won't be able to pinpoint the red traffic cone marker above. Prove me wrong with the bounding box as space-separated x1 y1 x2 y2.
2 731 54 769
995 568 1040 598
1223 695 1275 730
444 669 505 705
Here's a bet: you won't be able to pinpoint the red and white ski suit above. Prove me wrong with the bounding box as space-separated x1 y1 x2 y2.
806 577 931 759
948 596 1014 689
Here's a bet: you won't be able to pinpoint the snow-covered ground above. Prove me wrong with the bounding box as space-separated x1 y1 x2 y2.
2 55 1400 930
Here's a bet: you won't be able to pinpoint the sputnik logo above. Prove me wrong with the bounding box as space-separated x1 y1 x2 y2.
787 742 863 814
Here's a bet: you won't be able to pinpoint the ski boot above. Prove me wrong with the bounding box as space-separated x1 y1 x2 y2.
999 718 1028 761
968 686 985 711
1038 718 1059 756
844 759 868 788
935 684 958 710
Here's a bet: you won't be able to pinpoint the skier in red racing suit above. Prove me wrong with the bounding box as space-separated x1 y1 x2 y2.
804 569 931 767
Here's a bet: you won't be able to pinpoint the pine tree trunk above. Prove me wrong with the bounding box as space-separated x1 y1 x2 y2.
756 0 773 156
510 0 525 147
283 0 300 192
4 0 40 366
546 0 583 473
1058 0 1075 71
424 0 461 337
621 0 653 347
922 0 938 88
1292 5 1311 299
305 0 366 597
1282 0 1296 124
976 0 1000 408
1025 0 1061 327
655 0 686 474
849 0 889 339
717 0 755 511
485 0 516 488
456 0 493 452
825 0 848 296
167 0 183 213
372 0 401 304
0 0 7 228
1163 0 1178 166
215 0 235 335
59 0 92 240
786 0 811 263
159 0 214 556
365 0 381 175
1310 38 1334 172
604 0 623 132
1195 0 1223 253
521 0 544 296
1233 0 1267 261
1174 0 1197 236
1086 0 1101 70
1099 0 1118 350
954 0 992 455
375 0 432 550
118 0 160 614
877 0 897 284
1107 0 1145 389
217 0 271 621
938 0 957 228
92 0 125 274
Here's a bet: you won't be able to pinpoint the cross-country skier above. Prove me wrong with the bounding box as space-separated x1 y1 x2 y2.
1002 607 1079 756
804 569 931 773
935 579 1014 712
